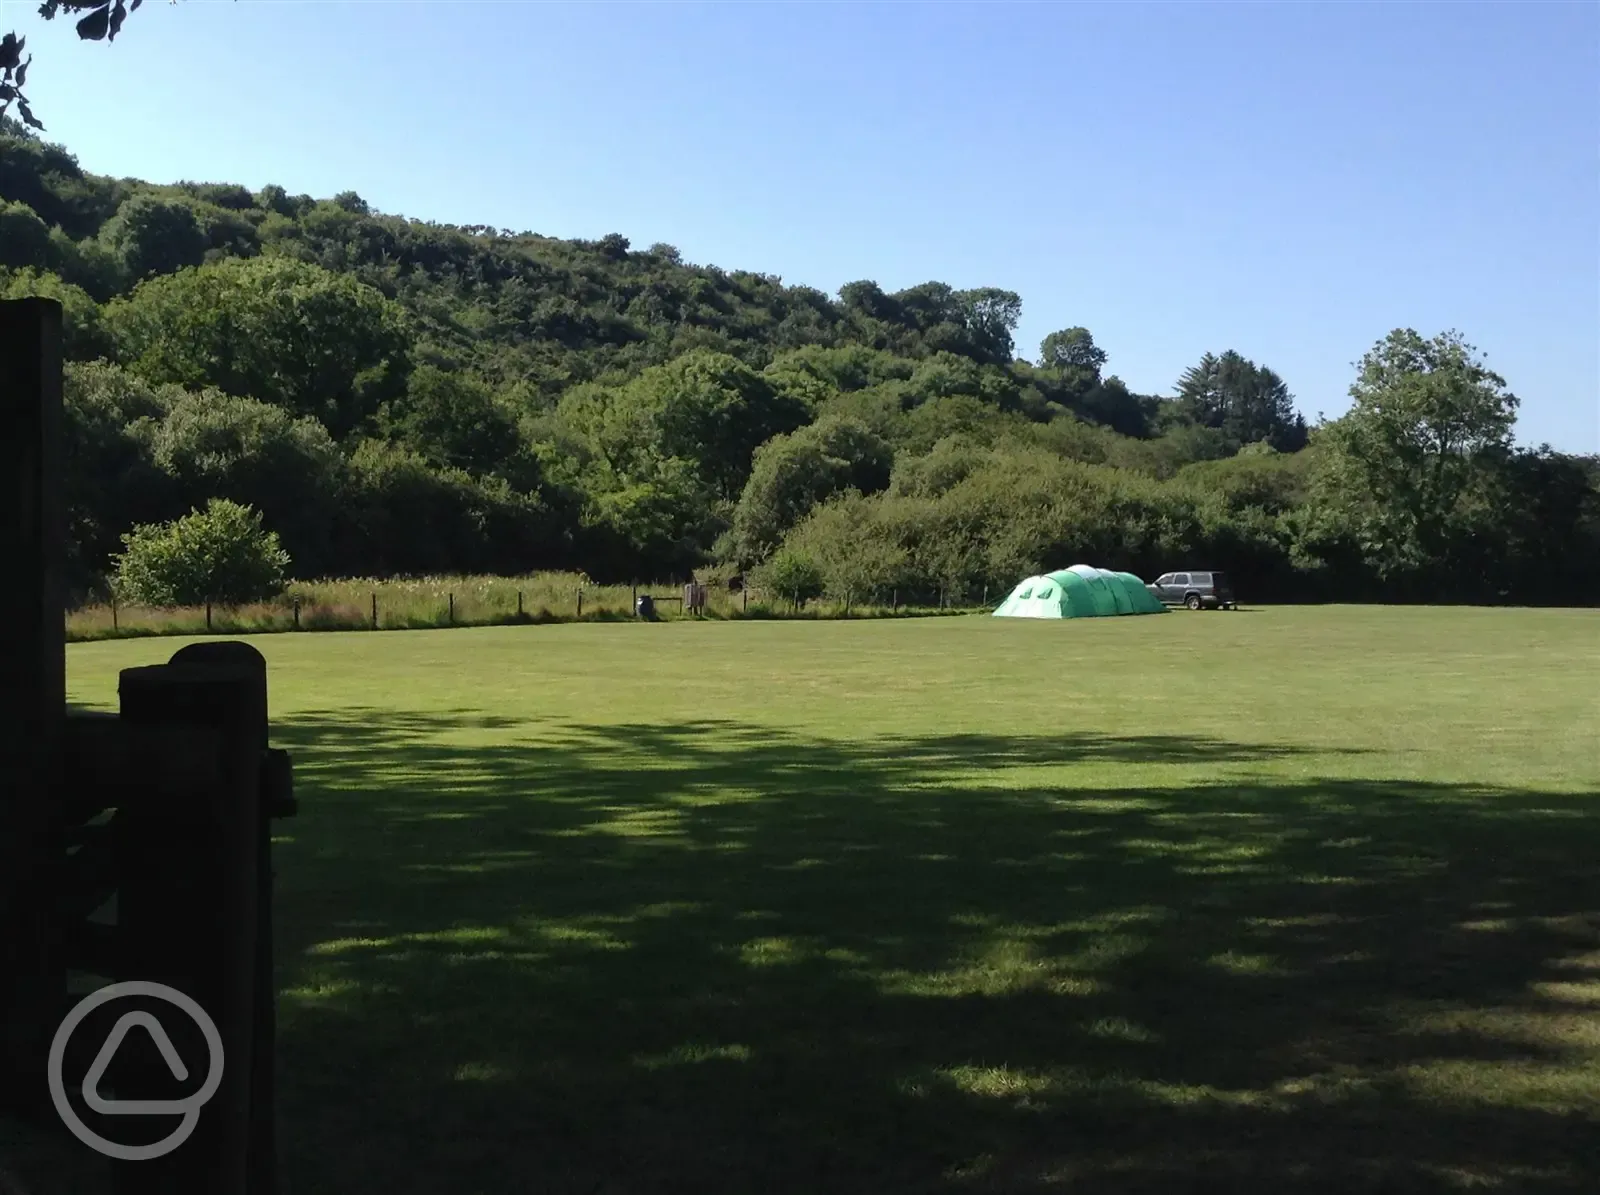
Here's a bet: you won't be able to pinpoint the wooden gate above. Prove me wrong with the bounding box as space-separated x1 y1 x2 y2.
0 298 295 1193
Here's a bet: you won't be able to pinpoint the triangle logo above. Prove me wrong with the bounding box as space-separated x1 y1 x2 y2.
82 1011 193 1116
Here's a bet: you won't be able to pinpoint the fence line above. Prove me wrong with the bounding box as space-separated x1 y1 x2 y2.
65 578 984 643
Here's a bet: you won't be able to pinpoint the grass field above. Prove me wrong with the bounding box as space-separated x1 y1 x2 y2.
59 606 1600 1193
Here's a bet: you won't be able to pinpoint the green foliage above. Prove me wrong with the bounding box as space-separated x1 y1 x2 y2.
100 192 209 279
113 498 290 607
145 388 347 578
784 493 909 608
0 197 50 268
626 350 807 498
752 546 824 610
1175 350 1308 452
1039 326 1108 373
107 255 410 436
383 363 520 475
1308 329 1521 588
724 416 894 565
0 265 111 358
1 123 1591 607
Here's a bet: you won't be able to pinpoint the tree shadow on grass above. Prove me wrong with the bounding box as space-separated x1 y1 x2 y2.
251 714 1600 1194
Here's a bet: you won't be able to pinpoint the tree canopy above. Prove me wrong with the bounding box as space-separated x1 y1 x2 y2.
0 120 1592 607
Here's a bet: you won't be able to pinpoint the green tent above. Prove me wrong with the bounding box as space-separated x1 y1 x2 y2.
993 564 1166 619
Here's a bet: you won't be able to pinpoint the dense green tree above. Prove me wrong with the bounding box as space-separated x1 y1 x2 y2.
62 361 175 592
1175 349 1308 452
100 192 209 279
752 546 825 610
783 493 908 609
382 364 520 476
145 389 347 577
0 198 51 268
559 349 807 503
1307 329 1520 585
114 499 290 607
0 266 111 358
723 416 894 565
1038 326 1108 373
108 255 411 436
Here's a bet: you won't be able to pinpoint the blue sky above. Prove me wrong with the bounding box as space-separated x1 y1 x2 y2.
17 0 1599 450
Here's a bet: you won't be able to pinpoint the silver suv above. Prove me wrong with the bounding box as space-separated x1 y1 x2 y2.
1149 571 1236 610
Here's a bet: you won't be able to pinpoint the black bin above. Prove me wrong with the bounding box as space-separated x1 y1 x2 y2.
635 595 657 620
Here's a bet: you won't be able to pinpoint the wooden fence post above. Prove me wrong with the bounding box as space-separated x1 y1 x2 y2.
113 599 119 633
517 590 523 619
370 592 378 630
292 600 300 631
110 644 270 1195
0 297 66 1116
576 589 583 618
448 593 454 625
206 601 213 631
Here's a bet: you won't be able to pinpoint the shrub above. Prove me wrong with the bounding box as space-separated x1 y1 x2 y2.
113 498 290 607
752 547 824 610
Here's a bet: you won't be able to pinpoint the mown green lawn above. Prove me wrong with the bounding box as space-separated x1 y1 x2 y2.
63 606 1600 1193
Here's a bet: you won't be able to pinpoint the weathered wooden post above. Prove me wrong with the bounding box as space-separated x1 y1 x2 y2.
0 297 67 1124
124 648 258 1191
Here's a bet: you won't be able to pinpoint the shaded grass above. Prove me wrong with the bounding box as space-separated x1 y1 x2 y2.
47 606 1600 1193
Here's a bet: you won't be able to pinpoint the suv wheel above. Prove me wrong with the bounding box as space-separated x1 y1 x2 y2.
1185 593 1202 611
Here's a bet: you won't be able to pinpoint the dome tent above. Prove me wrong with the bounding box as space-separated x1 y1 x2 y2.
993 565 1166 619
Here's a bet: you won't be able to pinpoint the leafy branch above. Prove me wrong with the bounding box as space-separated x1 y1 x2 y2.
2 0 145 132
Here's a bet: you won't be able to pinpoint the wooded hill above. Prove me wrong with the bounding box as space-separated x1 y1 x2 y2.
2 118 1594 606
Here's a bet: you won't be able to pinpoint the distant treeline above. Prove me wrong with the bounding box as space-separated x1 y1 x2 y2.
2 119 1595 607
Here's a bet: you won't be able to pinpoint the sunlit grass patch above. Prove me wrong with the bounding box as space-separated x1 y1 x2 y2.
634 1043 753 1070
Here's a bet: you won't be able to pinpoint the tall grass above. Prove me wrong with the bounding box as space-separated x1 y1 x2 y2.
66 572 980 643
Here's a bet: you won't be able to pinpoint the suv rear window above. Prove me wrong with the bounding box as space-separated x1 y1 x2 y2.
1210 573 1228 587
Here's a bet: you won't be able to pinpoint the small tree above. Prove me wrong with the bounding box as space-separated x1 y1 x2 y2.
753 547 824 612
113 498 290 607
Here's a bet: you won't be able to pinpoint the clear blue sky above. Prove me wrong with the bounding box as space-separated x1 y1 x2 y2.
18 0 1599 451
